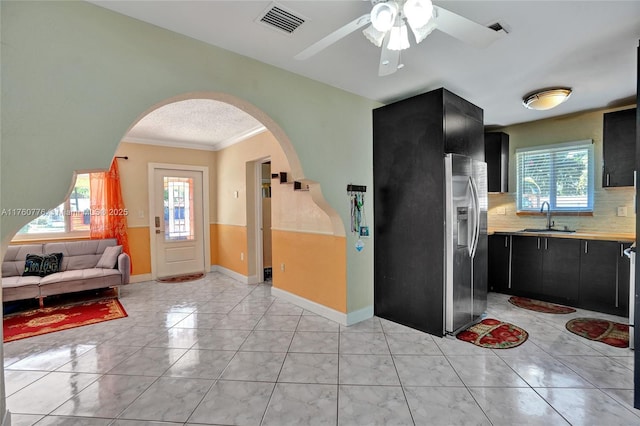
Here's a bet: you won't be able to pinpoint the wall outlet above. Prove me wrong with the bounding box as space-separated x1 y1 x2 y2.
280 263 285 272
496 207 507 215
138 209 145 218
240 252 244 261
617 206 628 217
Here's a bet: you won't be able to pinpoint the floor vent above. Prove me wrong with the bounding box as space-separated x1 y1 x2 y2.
257 3 306 35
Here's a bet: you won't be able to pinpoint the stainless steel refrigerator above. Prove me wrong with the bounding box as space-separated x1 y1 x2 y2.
444 153 488 334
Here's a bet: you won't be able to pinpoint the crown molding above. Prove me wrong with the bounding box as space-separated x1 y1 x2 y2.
123 125 267 151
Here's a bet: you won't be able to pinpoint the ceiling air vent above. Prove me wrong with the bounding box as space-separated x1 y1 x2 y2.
256 3 306 35
488 22 508 34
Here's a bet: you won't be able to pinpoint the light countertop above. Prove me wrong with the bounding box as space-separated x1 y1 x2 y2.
488 228 635 242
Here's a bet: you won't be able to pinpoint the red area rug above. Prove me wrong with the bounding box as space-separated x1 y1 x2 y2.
157 272 205 283
3 298 127 343
456 318 528 349
566 317 629 348
508 296 576 314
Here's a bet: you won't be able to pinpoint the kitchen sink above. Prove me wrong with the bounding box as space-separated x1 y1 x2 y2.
520 228 576 233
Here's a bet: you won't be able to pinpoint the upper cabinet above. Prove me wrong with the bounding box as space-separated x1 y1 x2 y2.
602 107 636 187
484 132 509 193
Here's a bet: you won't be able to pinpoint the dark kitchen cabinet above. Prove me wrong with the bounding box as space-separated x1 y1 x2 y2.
618 242 632 315
540 237 581 305
602 107 636 187
579 240 620 315
510 235 580 303
484 132 509 193
488 234 510 292
373 88 484 336
510 235 543 296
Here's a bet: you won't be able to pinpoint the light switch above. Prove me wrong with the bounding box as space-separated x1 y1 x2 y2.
617 206 628 217
233 191 239 198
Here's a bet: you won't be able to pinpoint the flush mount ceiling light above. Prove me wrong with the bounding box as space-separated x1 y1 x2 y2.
522 88 573 111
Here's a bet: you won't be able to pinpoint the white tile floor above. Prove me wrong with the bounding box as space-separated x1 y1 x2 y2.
4 272 640 425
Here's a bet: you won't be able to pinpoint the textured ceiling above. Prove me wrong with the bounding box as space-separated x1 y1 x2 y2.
125 100 266 151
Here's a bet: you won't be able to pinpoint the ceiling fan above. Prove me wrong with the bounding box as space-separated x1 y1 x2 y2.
295 0 506 76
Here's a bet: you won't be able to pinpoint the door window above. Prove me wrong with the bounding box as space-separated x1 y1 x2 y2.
164 177 195 241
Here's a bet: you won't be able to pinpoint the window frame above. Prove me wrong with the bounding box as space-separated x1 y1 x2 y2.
516 140 595 213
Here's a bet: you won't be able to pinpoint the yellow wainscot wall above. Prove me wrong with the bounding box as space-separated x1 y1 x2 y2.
214 130 347 316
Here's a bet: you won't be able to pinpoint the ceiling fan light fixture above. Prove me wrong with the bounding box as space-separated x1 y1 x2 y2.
522 88 572 110
387 23 410 50
403 0 434 29
370 1 398 32
363 24 386 47
410 19 437 44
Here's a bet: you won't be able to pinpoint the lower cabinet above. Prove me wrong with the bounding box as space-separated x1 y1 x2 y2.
510 235 580 305
541 237 581 304
579 240 631 316
491 234 630 317
511 235 542 296
488 235 510 292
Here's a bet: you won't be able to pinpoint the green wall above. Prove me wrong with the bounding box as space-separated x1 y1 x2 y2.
0 1 378 312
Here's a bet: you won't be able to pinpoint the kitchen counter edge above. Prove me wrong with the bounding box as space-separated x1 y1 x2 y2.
489 229 635 243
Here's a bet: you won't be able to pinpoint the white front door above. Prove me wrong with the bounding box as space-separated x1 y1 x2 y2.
153 168 205 278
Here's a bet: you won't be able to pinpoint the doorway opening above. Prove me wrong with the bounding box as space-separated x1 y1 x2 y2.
260 161 272 282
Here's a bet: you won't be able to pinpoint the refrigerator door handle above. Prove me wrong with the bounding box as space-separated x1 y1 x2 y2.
468 177 480 259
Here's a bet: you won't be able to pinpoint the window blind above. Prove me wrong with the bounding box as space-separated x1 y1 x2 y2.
516 140 594 212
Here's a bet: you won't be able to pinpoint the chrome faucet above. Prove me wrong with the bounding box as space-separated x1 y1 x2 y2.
540 201 552 229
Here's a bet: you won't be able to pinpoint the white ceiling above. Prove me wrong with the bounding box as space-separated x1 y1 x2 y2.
90 1 640 148
125 100 266 151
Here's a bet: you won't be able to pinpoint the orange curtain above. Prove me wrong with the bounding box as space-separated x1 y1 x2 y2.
90 159 131 270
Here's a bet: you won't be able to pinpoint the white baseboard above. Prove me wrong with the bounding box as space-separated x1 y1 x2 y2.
129 273 153 284
2 409 11 426
247 275 260 285
211 265 249 284
346 305 375 326
270 287 373 326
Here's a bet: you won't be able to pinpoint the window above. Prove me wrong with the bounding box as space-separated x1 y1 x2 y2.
16 174 91 237
516 140 594 212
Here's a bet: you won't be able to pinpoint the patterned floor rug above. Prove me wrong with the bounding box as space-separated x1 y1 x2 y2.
456 318 528 349
508 296 577 314
566 317 629 348
156 272 205 283
3 298 127 342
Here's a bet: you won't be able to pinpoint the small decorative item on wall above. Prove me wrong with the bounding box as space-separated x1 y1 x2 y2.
348 184 368 251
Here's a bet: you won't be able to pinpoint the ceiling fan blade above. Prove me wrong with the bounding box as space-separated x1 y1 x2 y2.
295 14 371 60
433 6 505 48
378 36 400 77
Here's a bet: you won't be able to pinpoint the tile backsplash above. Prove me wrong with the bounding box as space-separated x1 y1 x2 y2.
488 188 636 234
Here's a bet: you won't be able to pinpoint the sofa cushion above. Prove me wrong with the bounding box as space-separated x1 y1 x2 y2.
41 253 63 276
96 245 122 269
23 254 45 277
44 239 118 271
2 275 42 288
39 268 121 286
2 244 43 277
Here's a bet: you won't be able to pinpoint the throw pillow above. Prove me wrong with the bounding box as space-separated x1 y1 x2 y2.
40 253 63 276
23 254 44 276
96 245 122 269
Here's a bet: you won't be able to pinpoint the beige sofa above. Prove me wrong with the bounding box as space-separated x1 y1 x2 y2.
2 238 130 307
